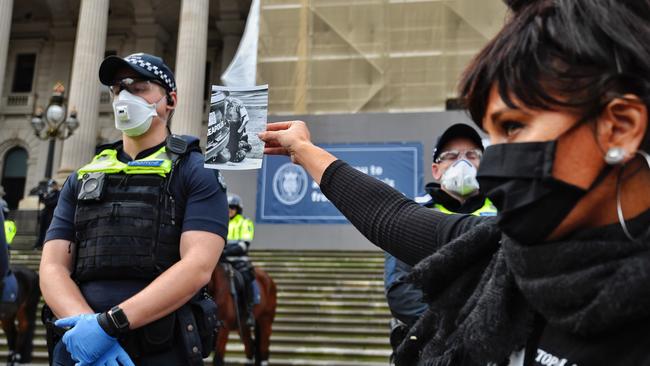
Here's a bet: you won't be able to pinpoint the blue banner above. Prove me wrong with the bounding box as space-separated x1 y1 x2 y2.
257 143 423 223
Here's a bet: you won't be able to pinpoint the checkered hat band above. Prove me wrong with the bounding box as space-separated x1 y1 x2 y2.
126 57 176 91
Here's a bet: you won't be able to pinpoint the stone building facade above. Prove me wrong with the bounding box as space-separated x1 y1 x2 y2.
0 0 506 211
0 0 250 209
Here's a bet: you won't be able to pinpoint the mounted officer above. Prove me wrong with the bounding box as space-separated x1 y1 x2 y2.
0 209 10 300
383 123 497 362
39 52 228 366
1 208 15 247
0 187 15 246
222 193 256 325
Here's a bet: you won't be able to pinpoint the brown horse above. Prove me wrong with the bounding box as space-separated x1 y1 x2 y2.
0 265 40 366
209 262 277 366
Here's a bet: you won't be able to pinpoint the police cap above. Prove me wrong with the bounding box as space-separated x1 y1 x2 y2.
432 123 484 162
99 53 176 93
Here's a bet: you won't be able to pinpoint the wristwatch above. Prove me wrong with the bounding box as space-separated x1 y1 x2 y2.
108 306 130 332
98 306 130 337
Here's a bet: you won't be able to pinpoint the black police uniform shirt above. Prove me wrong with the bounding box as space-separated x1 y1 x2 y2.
44 136 228 311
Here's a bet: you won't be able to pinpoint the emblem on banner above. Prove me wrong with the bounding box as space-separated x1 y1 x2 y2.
272 163 308 205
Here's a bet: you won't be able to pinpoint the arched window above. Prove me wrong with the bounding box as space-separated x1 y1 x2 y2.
1 147 28 210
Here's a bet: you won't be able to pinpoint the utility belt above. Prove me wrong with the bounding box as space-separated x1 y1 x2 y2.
121 291 218 364
42 291 218 365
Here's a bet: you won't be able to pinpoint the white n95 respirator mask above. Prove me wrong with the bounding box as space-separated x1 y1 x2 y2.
441 159 480 197
112 90 160 137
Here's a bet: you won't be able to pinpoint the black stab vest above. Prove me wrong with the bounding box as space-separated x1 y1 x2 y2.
73 173 181 282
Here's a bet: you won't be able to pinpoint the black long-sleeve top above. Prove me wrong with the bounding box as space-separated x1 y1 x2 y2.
320 160 493 266
321 159 650 366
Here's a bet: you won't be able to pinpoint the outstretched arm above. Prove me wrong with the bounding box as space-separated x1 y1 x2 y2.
259 121 489 266
320 160 460 265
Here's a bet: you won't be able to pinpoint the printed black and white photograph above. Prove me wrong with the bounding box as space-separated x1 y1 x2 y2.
204 85 268 170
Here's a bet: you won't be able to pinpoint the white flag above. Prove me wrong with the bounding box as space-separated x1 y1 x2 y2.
221 0 260 87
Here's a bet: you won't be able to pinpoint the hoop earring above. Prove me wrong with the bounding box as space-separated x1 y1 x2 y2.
615 149 650 243
605 147 626 165
637 149 650 168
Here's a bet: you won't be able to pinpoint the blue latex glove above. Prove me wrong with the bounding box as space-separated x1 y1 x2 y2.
77 343 135 366
55 314 117 364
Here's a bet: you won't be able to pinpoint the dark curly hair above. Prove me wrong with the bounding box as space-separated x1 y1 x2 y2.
460 0 650 147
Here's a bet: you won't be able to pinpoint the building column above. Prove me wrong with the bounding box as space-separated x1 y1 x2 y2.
0 0 14 102
173 0 209 138
57 0 109 177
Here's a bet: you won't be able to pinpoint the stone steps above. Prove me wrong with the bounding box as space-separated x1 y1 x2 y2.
3 247 391 364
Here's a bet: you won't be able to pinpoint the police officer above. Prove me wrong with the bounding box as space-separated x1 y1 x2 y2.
0 209 9 284
34 179 60 249
39 53 228 366
222 193 256 324
0 189 16 246
3 216 16 246
383 123 496 359
0 203 18 245
0 189 13 323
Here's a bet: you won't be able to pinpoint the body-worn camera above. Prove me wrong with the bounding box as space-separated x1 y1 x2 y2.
78 172 106 201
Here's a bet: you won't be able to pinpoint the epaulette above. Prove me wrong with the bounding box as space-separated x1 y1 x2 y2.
175 135 202 154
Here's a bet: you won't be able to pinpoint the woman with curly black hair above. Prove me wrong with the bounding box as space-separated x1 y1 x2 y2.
261 0 650 365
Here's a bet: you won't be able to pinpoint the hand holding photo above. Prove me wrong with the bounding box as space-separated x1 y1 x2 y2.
205 85 268 170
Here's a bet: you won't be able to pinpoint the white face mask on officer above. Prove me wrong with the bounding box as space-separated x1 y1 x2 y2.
112 90 162 137
440 159 480 198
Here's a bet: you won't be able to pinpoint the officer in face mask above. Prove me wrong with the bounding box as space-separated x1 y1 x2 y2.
39 53 228 366
427 123 495 212
383 123 496 362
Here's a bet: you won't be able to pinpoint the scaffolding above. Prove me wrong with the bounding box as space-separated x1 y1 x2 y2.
258 0 507 115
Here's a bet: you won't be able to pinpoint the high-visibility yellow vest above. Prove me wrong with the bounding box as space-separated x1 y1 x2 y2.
228 214 254 241
434 198 497 217
77 146 172 179
4 220 16 245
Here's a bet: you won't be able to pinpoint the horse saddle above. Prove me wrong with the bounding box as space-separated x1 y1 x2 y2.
225 262 261 307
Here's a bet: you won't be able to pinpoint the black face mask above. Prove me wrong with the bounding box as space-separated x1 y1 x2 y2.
477 139 608 245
